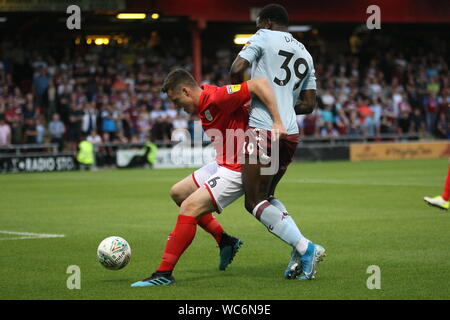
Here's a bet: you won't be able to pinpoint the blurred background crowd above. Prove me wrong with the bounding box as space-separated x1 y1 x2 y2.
0 27 448 150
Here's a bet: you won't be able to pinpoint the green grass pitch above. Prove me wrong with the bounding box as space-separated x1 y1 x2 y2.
1 158 449 300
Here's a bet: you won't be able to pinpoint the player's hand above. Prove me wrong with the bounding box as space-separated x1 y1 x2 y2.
271 122 288 141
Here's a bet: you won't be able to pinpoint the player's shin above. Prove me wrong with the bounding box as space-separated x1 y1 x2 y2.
172 192 223 243
197 213 224 244
157 214 197 272
268 195 288 214
267 196 309 253
252 200 310 254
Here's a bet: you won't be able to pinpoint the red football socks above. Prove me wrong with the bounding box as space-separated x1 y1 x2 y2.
174 201 224 244
198 213 224 244
157 214 197 272
441 165 450 201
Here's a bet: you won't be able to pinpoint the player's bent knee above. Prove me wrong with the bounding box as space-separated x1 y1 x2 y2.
179 200 190 215
169 184 184 206
179 198 200 217
244 198 257 214
245 196 268 214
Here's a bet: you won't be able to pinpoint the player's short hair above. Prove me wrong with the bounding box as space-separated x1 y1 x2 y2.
258 4 289 27
162 68 197 93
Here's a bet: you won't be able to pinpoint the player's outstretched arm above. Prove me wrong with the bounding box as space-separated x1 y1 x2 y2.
246 78 287 139
295 90 317 115
230 56 250 84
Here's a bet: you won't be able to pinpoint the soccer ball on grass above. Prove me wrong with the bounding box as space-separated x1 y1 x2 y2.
97 236 131 270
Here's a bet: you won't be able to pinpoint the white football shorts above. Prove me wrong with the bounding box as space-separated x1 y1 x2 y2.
192 161 244 213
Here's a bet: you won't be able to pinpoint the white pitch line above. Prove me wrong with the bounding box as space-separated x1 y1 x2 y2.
0 237 44 241
0 230 65 241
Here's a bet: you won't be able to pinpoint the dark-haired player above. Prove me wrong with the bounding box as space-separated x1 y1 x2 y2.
230 3 325 280
131 69 287 286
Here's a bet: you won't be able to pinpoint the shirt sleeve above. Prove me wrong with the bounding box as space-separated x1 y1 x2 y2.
238 31 265 64
211 82 251 114
301 65 317 91
296 64 317 105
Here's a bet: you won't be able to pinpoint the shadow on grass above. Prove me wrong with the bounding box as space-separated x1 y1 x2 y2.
100 278 135 283
181 263 286 282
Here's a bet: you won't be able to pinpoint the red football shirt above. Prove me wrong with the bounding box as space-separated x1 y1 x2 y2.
197 83 251 172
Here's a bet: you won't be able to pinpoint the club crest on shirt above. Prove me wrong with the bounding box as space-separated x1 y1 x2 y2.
204 109 213 121
226 84 241 94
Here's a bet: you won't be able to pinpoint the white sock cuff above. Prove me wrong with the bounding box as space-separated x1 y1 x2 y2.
252 200 270 217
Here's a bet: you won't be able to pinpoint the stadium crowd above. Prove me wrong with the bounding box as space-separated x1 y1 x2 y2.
302 31 449 140
0 31 448 150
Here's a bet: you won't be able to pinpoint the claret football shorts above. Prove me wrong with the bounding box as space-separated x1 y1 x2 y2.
243 126 300 171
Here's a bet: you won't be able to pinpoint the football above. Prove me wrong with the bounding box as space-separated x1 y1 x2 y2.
97 236 131 270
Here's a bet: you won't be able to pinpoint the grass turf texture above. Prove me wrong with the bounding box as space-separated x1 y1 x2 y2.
1 158 449 300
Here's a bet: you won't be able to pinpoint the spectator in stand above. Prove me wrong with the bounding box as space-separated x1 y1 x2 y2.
397 93 412 135
68 103 84 151
4 101 21 124
410 107 423 135
136 105 150 143
150 101 171 144
391 86 403 112
87 130 102 144
427 76 440 96
33 67 49 109
48 113 65 151
100 104 119 143
370 98 383 137
171 109 190 142
47 81 57 121
0 116 11 146
112 74 127 93
57 86 71 124
124 96 139 139
357 98 373 136
382 98 398 134
320 90 335 108
424 92 438 135
317 105 334 137
436 112 449 139
334 99 349 135
166 103 178 122
5 100 23 145
348 108 361 136
380 113 396 135
36 115 46 144
22 102 35 121
86 129 105 167
23 117 38 144
81 101 98 135
12 87 26 109
321 122 339 138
